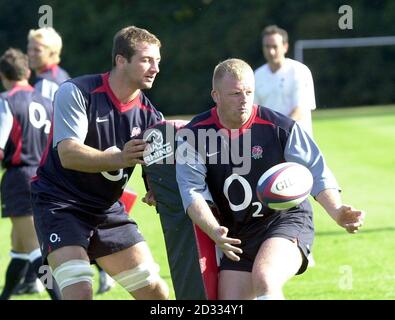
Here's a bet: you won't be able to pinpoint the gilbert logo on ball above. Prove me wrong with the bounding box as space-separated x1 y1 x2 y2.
256 162 313 210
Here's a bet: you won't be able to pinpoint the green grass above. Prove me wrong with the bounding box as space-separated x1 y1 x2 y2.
1 105 395 300
284 104 395 299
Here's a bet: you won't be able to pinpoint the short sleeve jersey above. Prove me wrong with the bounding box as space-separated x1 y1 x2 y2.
1 85 52 168
32 73 163 208
176 105 339 233
34 64 70 101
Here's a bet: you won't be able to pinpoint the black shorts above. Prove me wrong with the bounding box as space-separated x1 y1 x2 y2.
31 192 145 262
219 201 314 275
1 166 37 218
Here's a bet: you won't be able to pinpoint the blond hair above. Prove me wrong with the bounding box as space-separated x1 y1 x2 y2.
212 58 254 90
28 27 63 63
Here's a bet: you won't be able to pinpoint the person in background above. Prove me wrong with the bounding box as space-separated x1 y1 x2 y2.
27 27 70 101
0 48 61 300
254 25 316 137
25 26 113 295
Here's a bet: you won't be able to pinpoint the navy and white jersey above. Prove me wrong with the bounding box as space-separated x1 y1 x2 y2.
34 64 70 101
0 85 52 168
32 72 163 209
176 105 339 230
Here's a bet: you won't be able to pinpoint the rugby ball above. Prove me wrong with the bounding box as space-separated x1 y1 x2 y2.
256 162 313 210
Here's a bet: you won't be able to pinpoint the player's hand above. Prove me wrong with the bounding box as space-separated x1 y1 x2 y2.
122 139 147 166
212 226 242 261
142 190 156 207
334 205 365 233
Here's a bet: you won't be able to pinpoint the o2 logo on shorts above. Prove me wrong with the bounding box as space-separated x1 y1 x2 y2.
49 233 61 243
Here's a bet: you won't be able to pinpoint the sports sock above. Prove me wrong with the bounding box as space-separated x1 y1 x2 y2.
23 248 42 284
23 262 39 284
0 252 30 300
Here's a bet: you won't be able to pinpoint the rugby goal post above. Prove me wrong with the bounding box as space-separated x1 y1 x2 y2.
294 36 395 63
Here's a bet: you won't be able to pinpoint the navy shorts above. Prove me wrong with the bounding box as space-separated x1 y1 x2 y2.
1 166 37 218
31 192 145 262
219 201 314 275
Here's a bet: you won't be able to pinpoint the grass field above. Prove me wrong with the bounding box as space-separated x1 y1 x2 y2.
0 105 394 300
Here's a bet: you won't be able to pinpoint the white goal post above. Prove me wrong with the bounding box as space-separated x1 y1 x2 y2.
294 36 395 63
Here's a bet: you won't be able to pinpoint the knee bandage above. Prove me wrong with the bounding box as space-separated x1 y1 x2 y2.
52 259 94 292
113 262 160 292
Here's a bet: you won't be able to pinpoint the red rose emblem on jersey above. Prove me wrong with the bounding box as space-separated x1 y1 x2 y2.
252 145 263 159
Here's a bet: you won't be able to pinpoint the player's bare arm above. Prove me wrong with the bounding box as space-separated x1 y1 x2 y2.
57 138 146 172
187 198 242 261
316 188 365 233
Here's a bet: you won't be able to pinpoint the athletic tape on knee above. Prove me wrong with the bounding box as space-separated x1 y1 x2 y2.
9 251 30 260
113 262 160 292
29 248 42 262
52 259 94 292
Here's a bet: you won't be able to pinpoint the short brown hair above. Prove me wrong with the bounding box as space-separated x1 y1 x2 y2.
112 26 161 66
262 25 288 44
0 48 30 81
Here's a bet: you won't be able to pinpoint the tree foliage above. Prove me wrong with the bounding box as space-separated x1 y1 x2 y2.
1 0 394 114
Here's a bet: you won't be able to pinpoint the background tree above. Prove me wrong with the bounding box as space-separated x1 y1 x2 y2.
1 0 394 114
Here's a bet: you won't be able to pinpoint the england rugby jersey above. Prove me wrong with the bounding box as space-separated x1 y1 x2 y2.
32 73 163 208
1 85 52 168
176 105 339 230
34 64 70 100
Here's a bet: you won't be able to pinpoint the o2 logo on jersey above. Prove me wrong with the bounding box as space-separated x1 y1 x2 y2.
29 102 51 134
101 146 128 188
223 173 263 218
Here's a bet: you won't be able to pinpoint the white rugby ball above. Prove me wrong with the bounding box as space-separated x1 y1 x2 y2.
256 162 313 210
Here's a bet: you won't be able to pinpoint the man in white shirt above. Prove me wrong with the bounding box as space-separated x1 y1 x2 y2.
254 25 316 136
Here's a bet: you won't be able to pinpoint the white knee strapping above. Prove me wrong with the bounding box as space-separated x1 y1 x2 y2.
113 262 160 292
29 248 42 262
52 259 94 292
